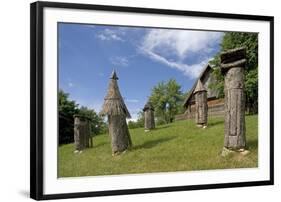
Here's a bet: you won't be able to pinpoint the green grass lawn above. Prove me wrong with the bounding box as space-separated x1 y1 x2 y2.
58 115 258 177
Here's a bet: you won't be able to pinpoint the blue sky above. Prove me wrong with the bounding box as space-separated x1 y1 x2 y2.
59 23 223 121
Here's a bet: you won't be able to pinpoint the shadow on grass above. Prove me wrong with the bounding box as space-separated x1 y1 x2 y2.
94 142 107 148
133 136 177 150
153 125 170 131
247 139 258 150
207 120 224 127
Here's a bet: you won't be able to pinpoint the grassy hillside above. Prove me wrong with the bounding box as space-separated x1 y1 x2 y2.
58 115 258 177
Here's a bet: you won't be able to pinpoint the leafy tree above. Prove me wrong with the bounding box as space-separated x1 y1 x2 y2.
128 111 144 129
149 79 183 124
209 32 258 113
59 89 107 145
58 90 79 144
77 106 107 135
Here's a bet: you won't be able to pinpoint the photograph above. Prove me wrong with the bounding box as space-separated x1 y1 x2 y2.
57 23 258 178
30 1 273 199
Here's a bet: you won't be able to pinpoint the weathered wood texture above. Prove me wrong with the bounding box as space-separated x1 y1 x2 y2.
100 70 132 154
143 102 155 130
221 47 246 150
74 116 91 151
194 80 208 126
108 115 132 153
175 98 224 121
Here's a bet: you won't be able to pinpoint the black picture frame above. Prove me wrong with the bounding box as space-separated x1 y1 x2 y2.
30 1 274 200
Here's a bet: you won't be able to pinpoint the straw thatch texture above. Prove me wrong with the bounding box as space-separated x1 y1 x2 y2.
100 70 132 154
100 71 131 118
221 47 246 150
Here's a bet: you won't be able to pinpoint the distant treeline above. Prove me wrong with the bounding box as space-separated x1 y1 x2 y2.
59 90 107 145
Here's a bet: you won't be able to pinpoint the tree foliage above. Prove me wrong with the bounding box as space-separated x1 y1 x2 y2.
149 79 184 124
128 111 144 129
58 89 107 145
77 106 107 135
209 32 258 113
59 90 79 144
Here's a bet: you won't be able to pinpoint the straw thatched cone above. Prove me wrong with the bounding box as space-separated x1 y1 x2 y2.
220 47 246 151
194 80 208 128
100 70 132 155
143 101 155 131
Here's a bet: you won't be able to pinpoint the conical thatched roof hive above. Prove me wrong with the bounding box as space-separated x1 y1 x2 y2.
100 70 132 155
194 80 206 94
194 80 208 127
100 70 131 118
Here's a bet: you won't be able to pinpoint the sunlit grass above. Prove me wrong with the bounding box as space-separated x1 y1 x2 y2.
58 115 258 177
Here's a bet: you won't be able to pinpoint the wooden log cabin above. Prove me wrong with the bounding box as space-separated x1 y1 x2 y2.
177 64 224 120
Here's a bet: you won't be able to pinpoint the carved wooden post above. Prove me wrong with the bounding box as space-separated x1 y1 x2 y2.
143 101 155 131
220 47 246 151
74 115 92 152
84 119 90 148
194 80 208 128
100 70 132 155
74 116 83 151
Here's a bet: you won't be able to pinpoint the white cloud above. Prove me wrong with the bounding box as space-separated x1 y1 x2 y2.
140 47 209 78
140 29 223 78
127 118 138 123
126 108 142 122
142 29 222 59
97 28 124 41
110 56 129 67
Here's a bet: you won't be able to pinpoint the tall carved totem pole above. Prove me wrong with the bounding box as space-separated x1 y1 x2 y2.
220 47 246 151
